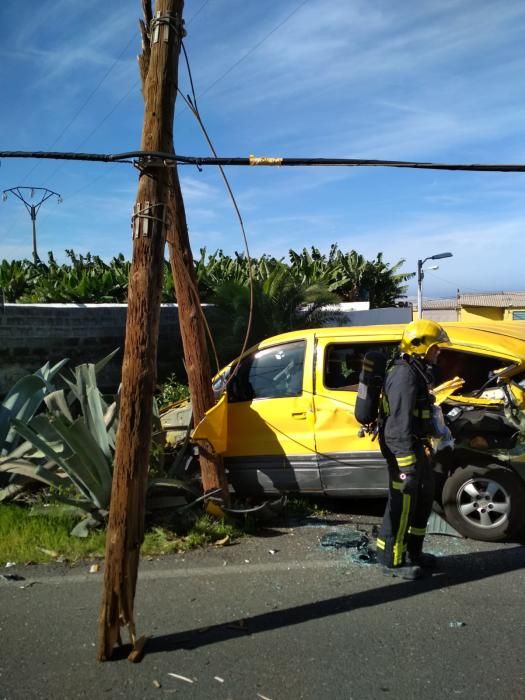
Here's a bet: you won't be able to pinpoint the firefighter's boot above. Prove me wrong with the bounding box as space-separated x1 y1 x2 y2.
406 551 438 569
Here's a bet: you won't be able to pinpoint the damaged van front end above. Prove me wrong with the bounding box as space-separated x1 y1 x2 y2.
188 322 525 542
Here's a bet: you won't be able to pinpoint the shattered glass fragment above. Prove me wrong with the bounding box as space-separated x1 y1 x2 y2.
320 528 378 566
320 529 367 549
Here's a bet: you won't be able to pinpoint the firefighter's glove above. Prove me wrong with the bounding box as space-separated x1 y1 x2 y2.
399 470 419 495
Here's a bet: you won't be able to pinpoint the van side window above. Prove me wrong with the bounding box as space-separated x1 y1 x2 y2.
228 341 306 402
323 342 397 390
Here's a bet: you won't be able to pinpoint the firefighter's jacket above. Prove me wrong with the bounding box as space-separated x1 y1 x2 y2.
379 355 434 473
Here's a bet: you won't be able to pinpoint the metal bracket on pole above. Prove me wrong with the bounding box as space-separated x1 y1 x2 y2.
150 11 186 44
131 202 167 239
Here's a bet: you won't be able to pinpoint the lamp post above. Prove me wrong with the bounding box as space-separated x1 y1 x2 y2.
2 187 62 263
417 251 453 319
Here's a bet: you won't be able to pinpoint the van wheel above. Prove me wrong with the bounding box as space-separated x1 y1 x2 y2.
442 466 525 542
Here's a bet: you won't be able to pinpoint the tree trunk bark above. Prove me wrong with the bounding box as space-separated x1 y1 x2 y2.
97 0 184 661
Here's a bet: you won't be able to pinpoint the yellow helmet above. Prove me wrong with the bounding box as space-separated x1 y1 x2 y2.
400 319 450 356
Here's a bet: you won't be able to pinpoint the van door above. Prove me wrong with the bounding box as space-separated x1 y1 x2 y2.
313 338 394 496
225 338 321 496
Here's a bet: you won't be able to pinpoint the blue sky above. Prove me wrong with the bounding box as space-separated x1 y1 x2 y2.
1 0 525 298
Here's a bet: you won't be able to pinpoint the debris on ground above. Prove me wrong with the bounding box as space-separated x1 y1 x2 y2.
448 620 467 628
168 672 194 684
19 581 40 589
319 528 377 565
127 635 146 663
427 512 464 537
89 563 100 573
0 573 25 583
214 535 231 547
320 529 366 549
152 680 161 689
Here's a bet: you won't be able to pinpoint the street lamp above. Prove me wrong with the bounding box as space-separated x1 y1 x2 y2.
417 251 453 319
2 186 62 263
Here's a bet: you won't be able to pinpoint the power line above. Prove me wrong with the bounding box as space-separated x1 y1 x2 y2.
44 80 140 190
22 33 138 183
51 35 137 150
40 0 207 179
44 2 210 191
423 269 490 295
182 0 312 106
186 0 212 25
20 1 308 193
3 149 525 172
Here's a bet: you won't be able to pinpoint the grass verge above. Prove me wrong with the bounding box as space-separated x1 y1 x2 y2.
0 504 240 565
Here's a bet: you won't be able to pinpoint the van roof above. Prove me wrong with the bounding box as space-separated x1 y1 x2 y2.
253 321 525 364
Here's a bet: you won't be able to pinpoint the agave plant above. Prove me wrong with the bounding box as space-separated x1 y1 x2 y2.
1 350 198 535
0 353 118 522
0 358 69 497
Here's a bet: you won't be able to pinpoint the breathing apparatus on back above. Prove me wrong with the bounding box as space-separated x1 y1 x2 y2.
354 320 450 436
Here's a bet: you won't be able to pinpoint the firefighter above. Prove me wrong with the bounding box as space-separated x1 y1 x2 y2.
376 319 450 580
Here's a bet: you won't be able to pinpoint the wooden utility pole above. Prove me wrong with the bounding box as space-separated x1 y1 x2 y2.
166 171 230 500
97 0 185 661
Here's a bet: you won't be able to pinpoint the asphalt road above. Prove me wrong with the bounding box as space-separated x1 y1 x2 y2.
1 502 525 700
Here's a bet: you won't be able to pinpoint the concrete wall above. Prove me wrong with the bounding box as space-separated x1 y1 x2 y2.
0 303 184 394
411 308 459 322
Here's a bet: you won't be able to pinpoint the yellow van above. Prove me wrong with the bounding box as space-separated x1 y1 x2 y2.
192 322 525 542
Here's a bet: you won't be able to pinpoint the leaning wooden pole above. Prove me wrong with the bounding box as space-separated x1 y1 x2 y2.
166 172 230 501
97 0 184 661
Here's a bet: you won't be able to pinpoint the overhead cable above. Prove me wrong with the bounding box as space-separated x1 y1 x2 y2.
2 150 525 172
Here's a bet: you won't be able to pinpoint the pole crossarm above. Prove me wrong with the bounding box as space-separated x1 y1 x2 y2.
2 150 525 172
2 186 62 215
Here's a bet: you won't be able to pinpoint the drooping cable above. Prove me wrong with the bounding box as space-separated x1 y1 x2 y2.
178 41 255 387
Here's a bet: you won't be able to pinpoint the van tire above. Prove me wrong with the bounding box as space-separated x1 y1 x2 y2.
442 465 525 542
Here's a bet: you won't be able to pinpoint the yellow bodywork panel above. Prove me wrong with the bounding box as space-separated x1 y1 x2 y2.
189 322 525 460
510 383 525 409
313 338 377 455
223 337 316 457
445 395 504 408
193 394 229 455
192 336 316 458
225 394 316 457
432 377 466 405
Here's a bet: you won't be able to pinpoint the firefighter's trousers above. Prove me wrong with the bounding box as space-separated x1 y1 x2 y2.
376 438 435 568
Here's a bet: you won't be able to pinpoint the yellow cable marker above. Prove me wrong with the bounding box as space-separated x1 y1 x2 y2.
249 154 283 166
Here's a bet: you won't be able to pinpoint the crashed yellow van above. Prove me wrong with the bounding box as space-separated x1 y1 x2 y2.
193 322 525 542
